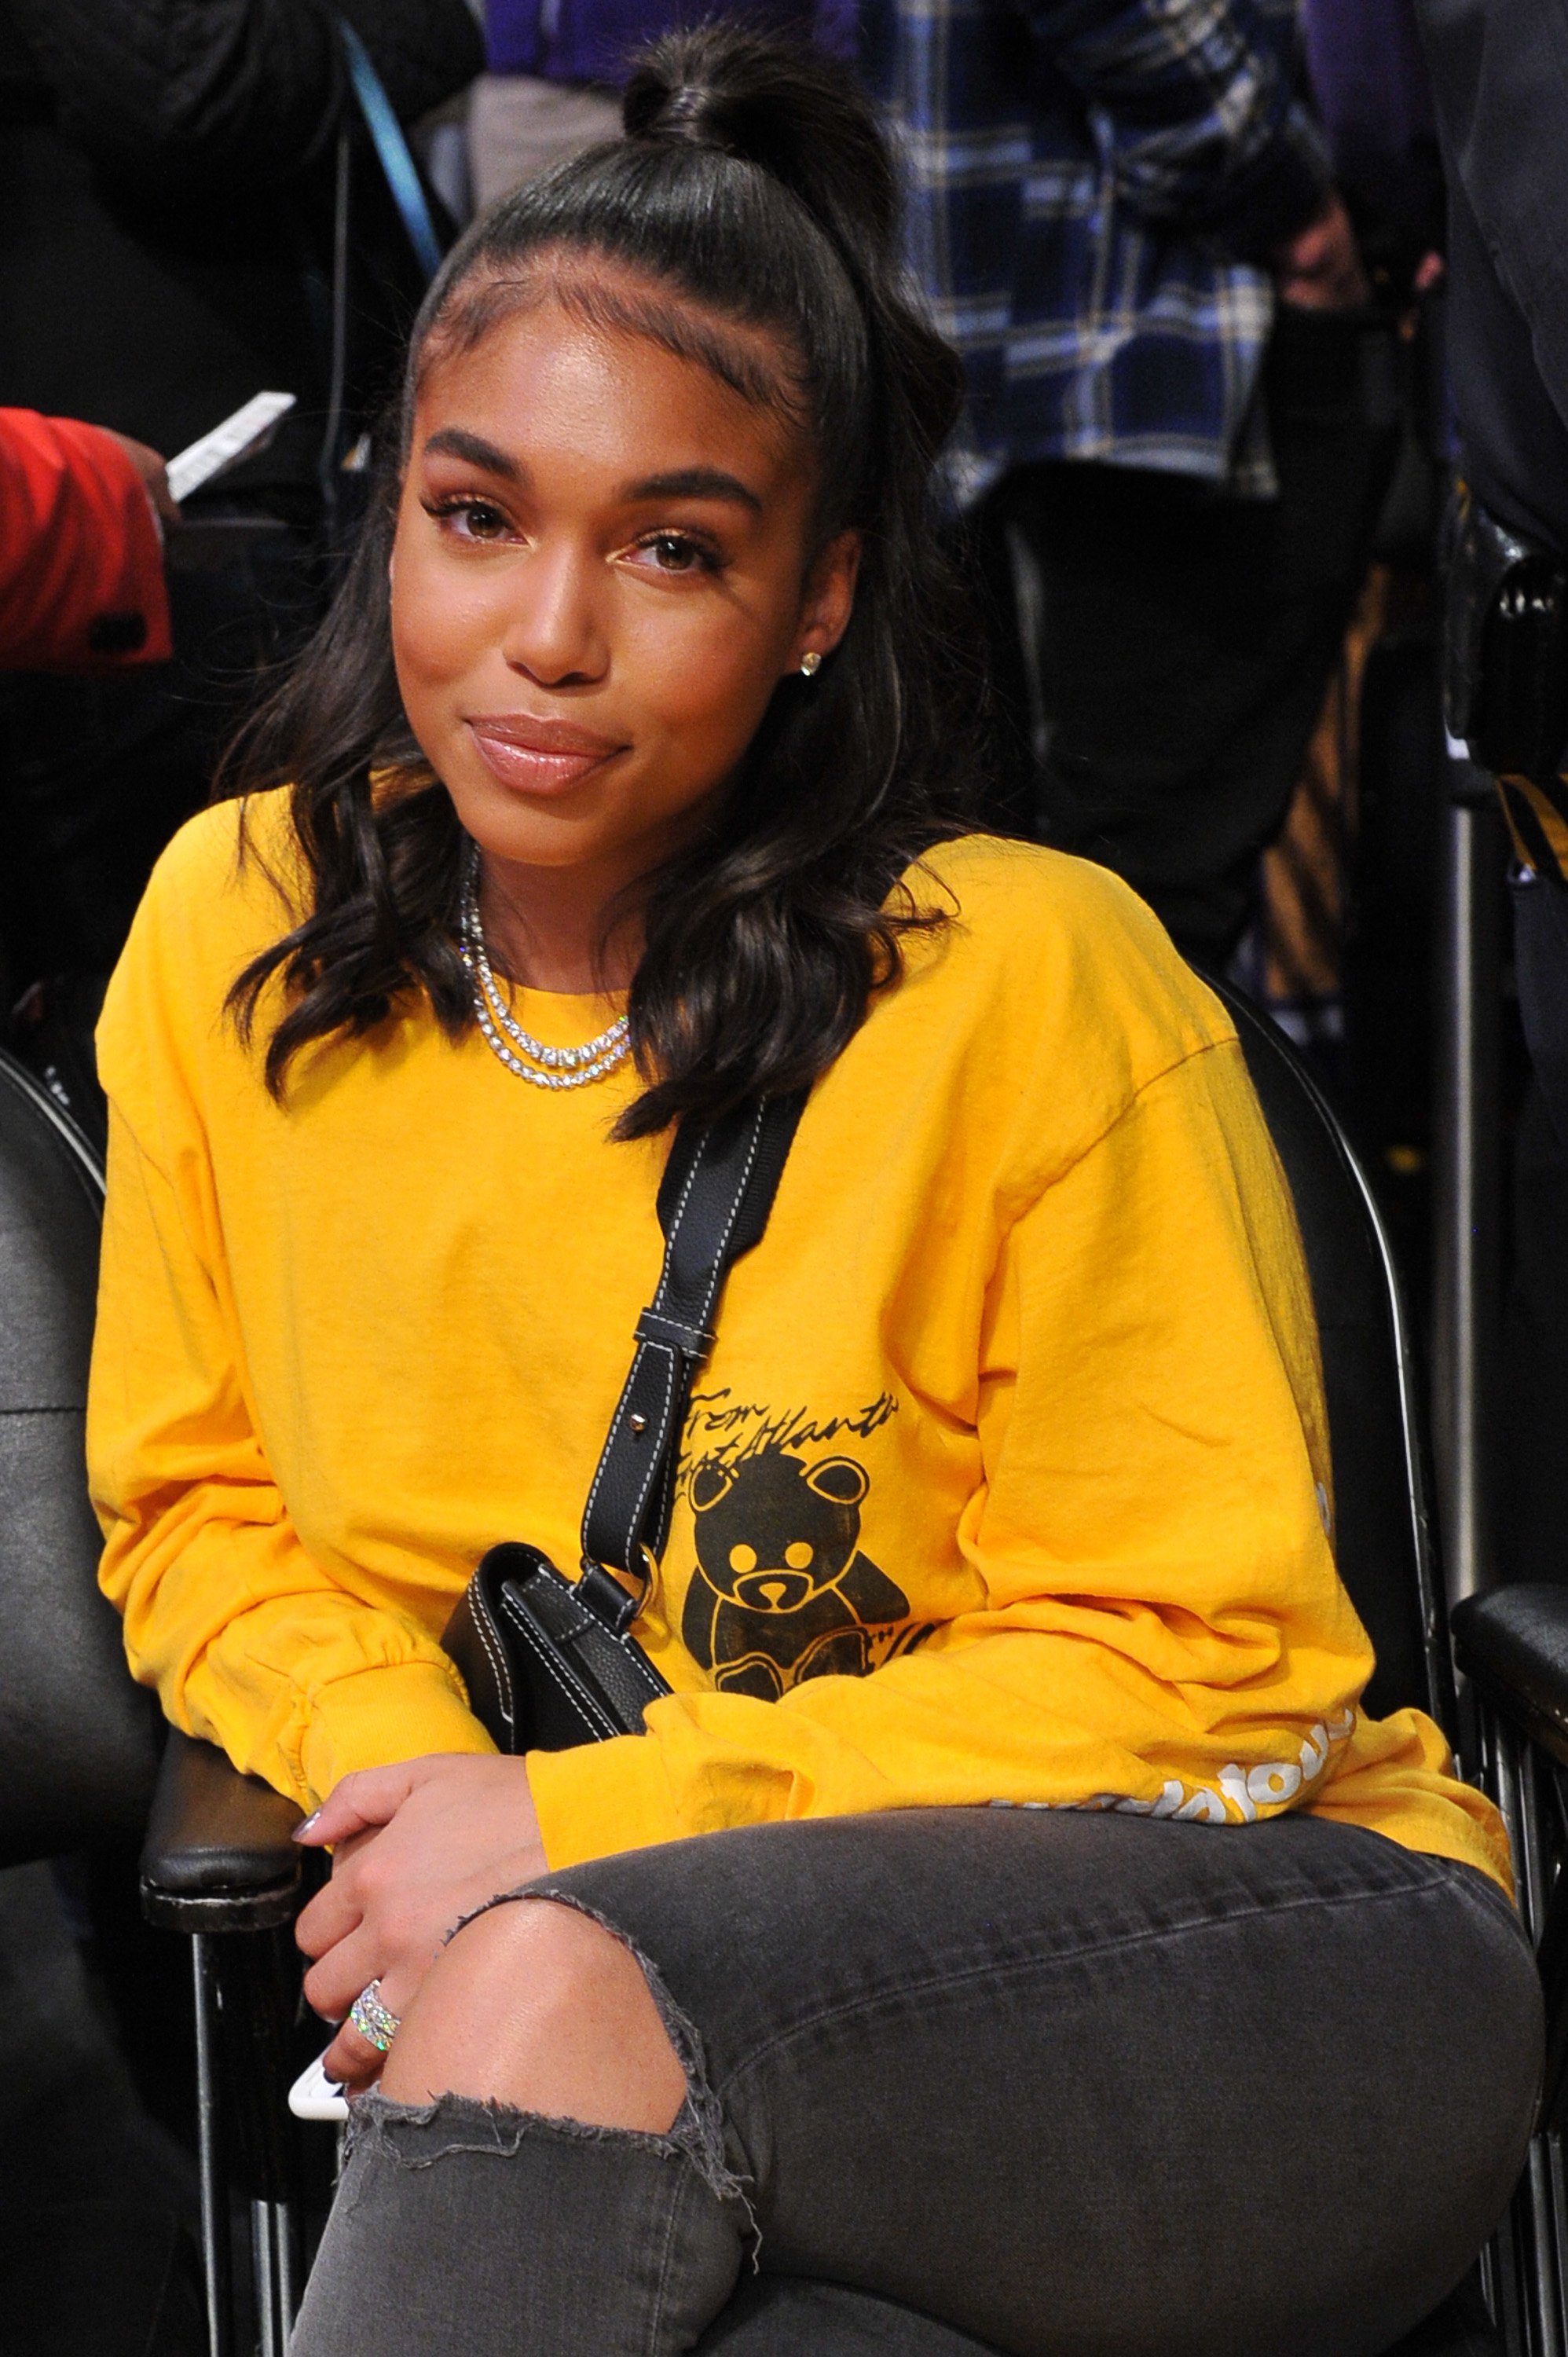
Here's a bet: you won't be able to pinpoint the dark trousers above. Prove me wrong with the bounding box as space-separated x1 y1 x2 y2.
292 1809 1538 2357
975 309 1399 966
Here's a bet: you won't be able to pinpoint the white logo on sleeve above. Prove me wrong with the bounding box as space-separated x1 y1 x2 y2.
990 1708 1357 1825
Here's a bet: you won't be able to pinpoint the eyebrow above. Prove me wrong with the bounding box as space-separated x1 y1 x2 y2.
422 427 522 478
419 433 763 517
617 467 763 515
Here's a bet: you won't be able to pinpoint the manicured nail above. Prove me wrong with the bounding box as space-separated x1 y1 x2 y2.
291 1809 323 1842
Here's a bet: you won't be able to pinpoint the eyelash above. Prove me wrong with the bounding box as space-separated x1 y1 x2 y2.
422 494 511 541
420 497 726 577
631 529 725 577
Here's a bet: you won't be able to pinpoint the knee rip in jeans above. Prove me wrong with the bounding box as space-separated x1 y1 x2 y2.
347 1891 751 2216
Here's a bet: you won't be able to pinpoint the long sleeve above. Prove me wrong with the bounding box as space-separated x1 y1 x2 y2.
1029 0 1329 252
7 0 484 185
1416 0 1568 447
89 889 493 1809
90 806 1504 1887
0 410 170 673
529 1037 1497 1881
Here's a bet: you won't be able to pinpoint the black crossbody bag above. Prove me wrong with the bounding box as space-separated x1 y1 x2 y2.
443 1091 806 1754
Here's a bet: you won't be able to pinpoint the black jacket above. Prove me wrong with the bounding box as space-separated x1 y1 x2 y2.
1416 0 1568 555
0 0 484 504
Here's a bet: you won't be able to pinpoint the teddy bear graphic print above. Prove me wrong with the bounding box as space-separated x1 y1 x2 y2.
678 1391 937 1700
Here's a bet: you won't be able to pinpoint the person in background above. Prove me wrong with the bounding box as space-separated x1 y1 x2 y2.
470 0 846 209
0 401 194 2357
0 0 483 1125
0 402 177 1052
0 409 174 676
876 0 1396 972
1413 0 1568 1588
1299 0 1442 283
471 0 624 207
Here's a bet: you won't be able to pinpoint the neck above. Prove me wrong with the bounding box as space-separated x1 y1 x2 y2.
474 847 641 996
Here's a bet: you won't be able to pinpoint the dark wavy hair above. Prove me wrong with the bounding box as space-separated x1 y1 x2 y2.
224 20 984 1135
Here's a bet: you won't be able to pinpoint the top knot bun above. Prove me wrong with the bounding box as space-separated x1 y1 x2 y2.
622 22 899 275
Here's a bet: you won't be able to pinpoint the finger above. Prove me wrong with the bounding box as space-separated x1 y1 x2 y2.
332 1825 379 1867
138 460 181 527
302 1926 386 2025
295 1820 393 1962
293 1763 423 1849
321 1974 415 2093
295 1890 359 1966
321 2015 396 2095
295 1865 365 1962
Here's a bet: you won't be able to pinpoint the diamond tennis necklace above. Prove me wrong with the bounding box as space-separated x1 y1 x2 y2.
456 853 631 1091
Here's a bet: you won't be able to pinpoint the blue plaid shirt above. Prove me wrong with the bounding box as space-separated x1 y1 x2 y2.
868 0 1331 498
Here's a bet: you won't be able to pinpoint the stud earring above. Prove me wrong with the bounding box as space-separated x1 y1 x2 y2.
799 650 822 677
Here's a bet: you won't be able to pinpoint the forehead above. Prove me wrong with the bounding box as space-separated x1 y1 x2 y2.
412 274 804 490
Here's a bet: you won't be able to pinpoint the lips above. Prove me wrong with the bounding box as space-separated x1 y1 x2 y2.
466 713 626 796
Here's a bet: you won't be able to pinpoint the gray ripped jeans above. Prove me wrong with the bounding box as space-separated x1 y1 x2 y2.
291 1810 1541 2357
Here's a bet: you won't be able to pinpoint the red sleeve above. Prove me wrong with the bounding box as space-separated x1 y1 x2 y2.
0 409 172 672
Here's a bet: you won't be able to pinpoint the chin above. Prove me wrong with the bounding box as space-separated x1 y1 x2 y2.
441 766 608 870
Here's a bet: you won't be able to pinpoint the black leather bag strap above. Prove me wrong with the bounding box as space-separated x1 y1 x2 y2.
578 1090 807 1616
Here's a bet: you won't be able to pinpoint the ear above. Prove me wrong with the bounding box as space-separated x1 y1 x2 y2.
787 530 861 678
691 1462 735 1514
806 1456 868 1507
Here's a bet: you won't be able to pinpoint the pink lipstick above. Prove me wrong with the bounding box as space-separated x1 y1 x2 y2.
466 712 626 796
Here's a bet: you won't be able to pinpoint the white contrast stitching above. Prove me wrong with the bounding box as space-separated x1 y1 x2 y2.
500 1588 621 1739
469 1583 515 1737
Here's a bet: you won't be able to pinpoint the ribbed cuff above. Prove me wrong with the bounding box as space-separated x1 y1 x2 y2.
300 1659 496 1805
527 1732 686 1868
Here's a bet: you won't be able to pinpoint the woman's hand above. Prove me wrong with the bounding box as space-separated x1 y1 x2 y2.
293 1753 548 2091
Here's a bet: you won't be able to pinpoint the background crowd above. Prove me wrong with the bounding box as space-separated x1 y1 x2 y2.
0 0 1559 2349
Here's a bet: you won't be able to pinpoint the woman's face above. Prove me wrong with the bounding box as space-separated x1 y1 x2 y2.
390 270 859 886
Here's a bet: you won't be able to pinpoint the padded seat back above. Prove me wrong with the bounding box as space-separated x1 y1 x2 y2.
0 1050 156 1860
1208 982 1449 1728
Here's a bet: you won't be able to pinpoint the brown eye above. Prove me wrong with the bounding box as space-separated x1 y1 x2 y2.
628 529 720 577
424 495 514 543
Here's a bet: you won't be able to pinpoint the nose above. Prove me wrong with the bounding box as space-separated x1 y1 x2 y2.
499 536 608 689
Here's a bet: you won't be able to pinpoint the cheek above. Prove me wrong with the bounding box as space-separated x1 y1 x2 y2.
617 588 786 762
390 542 491 705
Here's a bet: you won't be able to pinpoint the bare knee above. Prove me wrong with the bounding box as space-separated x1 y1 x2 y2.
378 1897 688 2132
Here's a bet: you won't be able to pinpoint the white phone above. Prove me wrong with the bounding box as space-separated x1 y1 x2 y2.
167 390 297 505
288 2048 351 2123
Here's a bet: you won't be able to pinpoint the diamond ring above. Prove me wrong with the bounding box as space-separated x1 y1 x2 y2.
347 1978 401 2054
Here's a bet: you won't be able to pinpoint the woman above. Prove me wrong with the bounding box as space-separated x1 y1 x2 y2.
89 28 1539 2357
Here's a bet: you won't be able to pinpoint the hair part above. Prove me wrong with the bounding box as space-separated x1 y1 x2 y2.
222 20 985 1135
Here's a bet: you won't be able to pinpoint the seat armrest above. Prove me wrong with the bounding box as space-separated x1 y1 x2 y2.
139 1729 304 1931
1453 1585 1568 1772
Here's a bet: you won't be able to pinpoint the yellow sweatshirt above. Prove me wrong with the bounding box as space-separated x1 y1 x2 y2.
89 792 1509 1890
